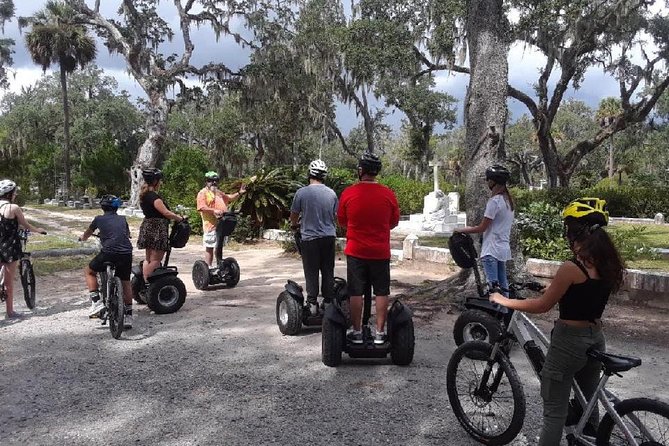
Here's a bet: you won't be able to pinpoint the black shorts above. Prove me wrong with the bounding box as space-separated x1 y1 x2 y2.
89 251 133 281
346 255 390 296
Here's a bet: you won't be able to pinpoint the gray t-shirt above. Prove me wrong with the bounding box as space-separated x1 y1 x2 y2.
290 183 338 241
481 194 514 261
89 212 133 255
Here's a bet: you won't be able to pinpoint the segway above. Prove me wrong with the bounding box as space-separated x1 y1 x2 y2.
192 212 240 290
321 283 415 367
276 276 347 335
131 219 190 314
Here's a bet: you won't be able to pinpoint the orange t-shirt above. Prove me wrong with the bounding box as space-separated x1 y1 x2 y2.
196 188 230 233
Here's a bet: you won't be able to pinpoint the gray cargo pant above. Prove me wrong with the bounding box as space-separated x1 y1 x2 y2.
539 321 605 446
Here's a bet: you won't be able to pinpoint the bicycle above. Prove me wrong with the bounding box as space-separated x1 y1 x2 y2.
89 234 125 339
446 286 669 445
0 229 44 310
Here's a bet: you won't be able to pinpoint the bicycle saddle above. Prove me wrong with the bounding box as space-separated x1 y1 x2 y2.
587 348 642 374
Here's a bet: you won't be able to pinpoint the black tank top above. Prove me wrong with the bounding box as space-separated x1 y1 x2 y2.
559 258 611 322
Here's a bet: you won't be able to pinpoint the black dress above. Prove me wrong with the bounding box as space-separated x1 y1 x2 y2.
0 203 22 263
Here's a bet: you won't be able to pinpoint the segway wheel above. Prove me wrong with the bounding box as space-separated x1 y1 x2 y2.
223 257 240 288
390 317 415 366
192 260 211 290
131 274 146 305
276 291 302 335
146 276 187 314
322 317 344 367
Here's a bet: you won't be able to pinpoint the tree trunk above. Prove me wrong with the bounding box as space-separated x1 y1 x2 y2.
537 129 562 187
464 0 509 226
129 89 169 207
59 65 71 198
361 87 375 153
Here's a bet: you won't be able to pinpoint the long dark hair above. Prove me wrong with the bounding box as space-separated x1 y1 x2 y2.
491 183 514 211
565 218 625 292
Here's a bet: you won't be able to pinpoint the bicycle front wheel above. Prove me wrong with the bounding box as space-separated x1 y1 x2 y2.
596 397 669 445
108 277 124 340
20 259 36 309
446 341 526 445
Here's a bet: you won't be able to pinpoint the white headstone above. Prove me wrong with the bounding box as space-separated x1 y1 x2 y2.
655 213 665 224
447 192 460 215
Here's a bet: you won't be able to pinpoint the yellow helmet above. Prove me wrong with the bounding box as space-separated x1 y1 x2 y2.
562 197 609 226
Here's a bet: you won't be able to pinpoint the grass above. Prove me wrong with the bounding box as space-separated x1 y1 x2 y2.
32 255 90 275
25 234 82 251
608 223 669 247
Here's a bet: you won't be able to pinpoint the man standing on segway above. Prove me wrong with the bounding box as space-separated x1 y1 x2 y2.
290 160 338 316
196 171 245 266
337 152 400 344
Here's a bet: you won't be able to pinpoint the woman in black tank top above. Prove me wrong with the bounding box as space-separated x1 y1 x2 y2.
489 198 625 445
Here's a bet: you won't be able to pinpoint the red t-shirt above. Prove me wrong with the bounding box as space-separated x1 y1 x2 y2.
337 182 400 260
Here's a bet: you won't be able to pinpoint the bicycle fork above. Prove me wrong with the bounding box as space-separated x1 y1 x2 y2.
476 343 506 400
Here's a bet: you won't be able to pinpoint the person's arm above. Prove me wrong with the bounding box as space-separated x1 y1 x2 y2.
336 194 347 228
454 217 492 234
79 218 97 242
490 261 576 314
289 211 300 229
389 191 400 229
289 190 302 229
14 206 47 234
154 198 183 222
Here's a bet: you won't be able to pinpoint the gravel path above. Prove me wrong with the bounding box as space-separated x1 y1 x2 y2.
2 231 668 445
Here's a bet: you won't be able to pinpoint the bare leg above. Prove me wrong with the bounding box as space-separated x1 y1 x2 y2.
121 280 133 305
3 261 17 314
350 295 363 331
143 248 165 281
204 247 213 266
84 265 98 292
375 295 389 332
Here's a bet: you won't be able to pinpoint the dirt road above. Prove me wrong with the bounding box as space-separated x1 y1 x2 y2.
1 210 668 445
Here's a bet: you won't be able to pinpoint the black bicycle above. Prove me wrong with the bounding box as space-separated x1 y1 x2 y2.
89 234 124 339
18 229 38 309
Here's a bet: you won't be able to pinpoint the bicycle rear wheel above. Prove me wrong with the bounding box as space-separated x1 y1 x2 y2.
20 259 36 309
596 397 669 445
446 341 526 445
108 277 124 340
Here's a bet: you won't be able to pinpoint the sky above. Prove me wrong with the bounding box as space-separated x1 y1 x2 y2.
0 1 662 135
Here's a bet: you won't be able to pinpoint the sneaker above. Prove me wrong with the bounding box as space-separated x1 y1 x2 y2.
374 330 387 345
123 313 133 330
346 329 363 344
5 311 24 320
307 297 319 316
88 301 105 318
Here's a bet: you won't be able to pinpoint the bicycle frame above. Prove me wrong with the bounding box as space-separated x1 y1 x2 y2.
504 310 649 445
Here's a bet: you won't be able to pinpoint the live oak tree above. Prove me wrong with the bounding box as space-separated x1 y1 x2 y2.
67 0 294 206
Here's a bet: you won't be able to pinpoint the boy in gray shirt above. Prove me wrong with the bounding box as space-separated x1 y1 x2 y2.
290 159 338 315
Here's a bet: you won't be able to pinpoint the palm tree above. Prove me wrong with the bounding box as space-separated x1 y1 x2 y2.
21 1 96 196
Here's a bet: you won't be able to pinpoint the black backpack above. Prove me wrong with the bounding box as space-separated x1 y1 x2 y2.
448 232 478 269
169 219 191 248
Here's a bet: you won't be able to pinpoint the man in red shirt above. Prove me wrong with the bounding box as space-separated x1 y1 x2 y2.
337 152 400 344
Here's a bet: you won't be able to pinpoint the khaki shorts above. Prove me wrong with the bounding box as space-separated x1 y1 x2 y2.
203 229 217 248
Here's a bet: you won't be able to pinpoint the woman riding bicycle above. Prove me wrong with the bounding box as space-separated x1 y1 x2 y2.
0 179 47 319
137 168 184 281
490 198 625 445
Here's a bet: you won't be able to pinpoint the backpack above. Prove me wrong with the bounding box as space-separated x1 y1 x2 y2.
448 232 478 269
169 219 191 248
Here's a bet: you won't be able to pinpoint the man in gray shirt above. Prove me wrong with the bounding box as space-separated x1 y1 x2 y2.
290 159 338 315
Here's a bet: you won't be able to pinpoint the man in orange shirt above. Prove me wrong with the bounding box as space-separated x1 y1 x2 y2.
196 171 245 266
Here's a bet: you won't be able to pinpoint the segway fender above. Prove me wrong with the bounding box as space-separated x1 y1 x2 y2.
147 266 179 283
323 301 347 326
387 300 413 328
284 280 304 304
463 297 509 315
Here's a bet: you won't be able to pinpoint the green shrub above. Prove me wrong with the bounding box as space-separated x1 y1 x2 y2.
608 226 658 261
378 175 435 214
231 214 258 242
161 145 210 210
516 202 571 260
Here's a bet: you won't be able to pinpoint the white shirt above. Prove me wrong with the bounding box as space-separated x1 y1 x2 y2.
481 194 514 261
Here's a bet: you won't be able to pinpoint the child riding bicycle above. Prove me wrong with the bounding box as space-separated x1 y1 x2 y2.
79 195 134 329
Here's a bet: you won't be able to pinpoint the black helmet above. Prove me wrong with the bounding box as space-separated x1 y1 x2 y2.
100 194 122 212
485 164 510 184
142 167 163 184
358 151 382 176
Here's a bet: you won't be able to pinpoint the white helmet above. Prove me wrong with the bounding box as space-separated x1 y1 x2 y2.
0 179 17 196
308 159 328 180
